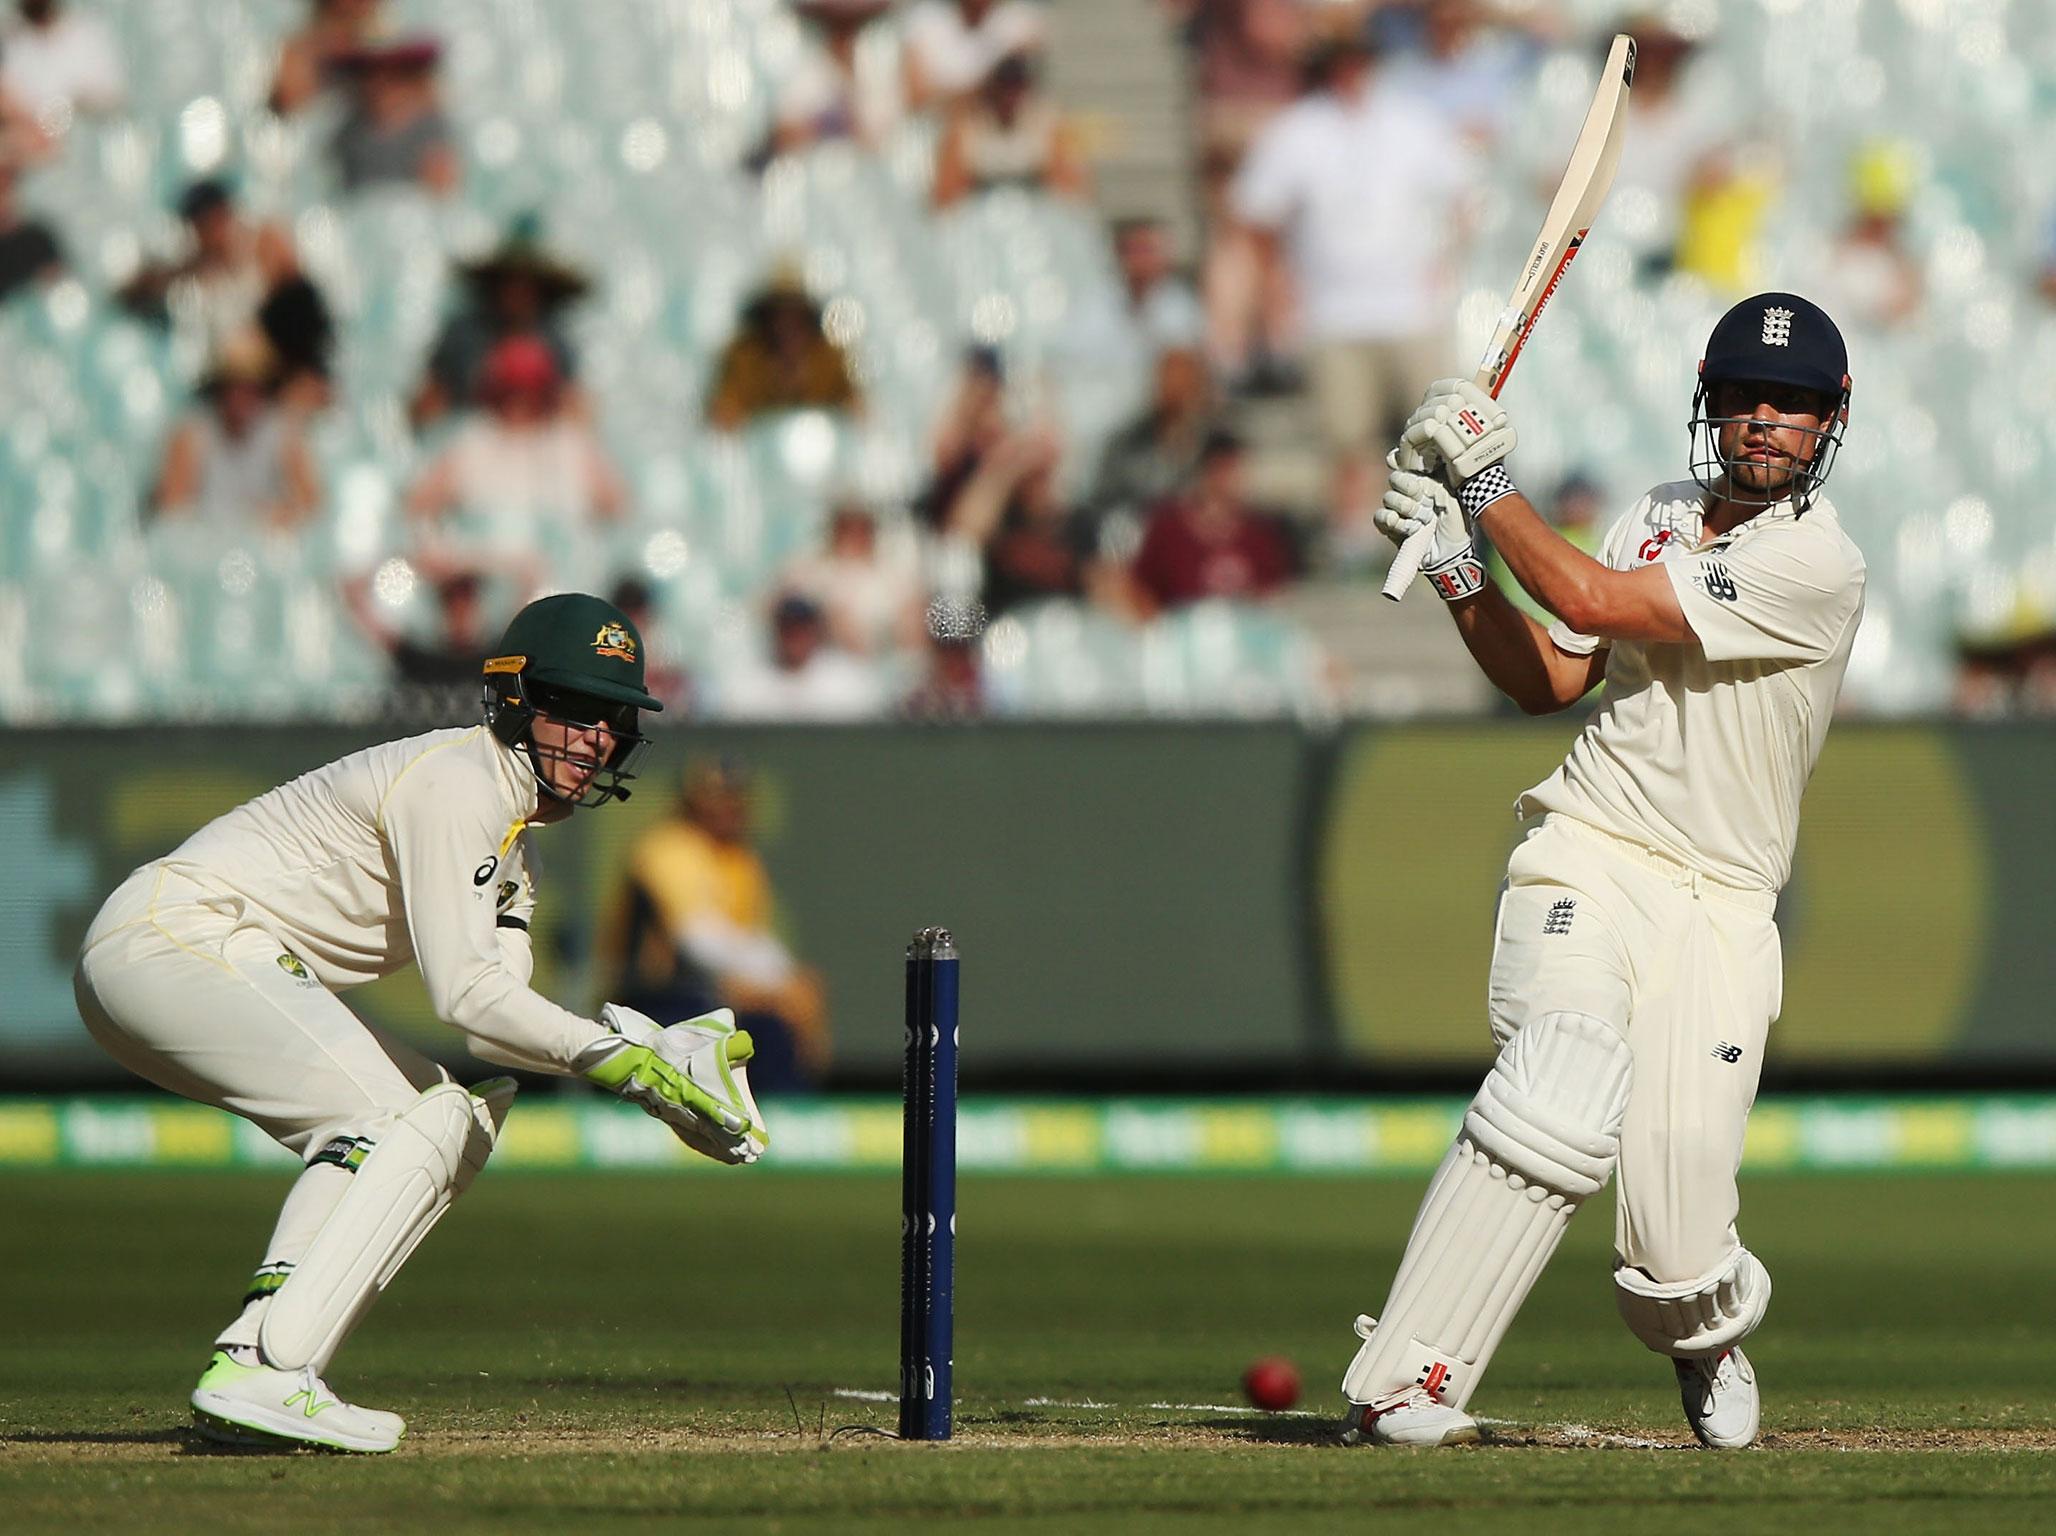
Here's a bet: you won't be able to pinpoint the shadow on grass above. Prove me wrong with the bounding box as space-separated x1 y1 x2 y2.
1193 1415 1345 1447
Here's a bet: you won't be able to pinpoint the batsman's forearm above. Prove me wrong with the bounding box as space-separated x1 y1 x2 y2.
1447 582 1575 716
1477 493 1611 633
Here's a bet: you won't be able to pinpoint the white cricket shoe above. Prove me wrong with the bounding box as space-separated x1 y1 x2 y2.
1675 1346 1759 1449
1341 1391 1481 1447
191 1351 406 1453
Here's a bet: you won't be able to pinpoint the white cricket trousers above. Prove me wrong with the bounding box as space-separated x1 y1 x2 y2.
73 863 448 1351
1488 815 1781 1285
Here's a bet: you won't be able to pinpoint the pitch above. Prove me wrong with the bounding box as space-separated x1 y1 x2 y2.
5 1170 2053 1532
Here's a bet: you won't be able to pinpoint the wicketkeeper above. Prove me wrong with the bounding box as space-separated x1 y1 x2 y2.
1345 293 1864 1448
74 592 766 1452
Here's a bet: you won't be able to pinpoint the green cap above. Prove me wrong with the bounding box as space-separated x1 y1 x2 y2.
485 593 664 712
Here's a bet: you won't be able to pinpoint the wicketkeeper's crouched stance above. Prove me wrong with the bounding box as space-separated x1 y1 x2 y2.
1344 293 1863 1449
74 593 766 1452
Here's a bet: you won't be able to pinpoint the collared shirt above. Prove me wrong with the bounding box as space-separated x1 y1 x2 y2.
1519 480 1866 893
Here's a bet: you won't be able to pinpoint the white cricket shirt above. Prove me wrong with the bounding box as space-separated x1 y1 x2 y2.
157 726 605 1072
1518 481 1866 893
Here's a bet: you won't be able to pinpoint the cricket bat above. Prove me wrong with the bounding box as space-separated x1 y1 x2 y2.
1382 32 1637 601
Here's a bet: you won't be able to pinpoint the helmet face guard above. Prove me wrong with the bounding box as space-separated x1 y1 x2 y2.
485 674 650 808
1688 379 1848 512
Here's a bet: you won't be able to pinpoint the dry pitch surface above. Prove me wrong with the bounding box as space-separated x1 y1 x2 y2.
5 1168 2054 1533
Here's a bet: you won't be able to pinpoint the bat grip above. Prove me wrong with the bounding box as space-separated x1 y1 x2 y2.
1380 526 1433 601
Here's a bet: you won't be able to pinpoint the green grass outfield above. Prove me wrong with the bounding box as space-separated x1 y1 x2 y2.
4 1171 2054 1533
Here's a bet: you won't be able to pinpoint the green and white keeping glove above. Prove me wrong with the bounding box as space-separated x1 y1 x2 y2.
580 1004 766 1165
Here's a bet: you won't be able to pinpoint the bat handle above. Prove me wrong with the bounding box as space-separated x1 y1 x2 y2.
1380 526 1433 602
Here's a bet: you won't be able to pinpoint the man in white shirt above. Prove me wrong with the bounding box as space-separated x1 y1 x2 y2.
1228 36 1471 548
717 591 884 721
1 0 124 122
1342 294 1863 1450
74 594 767 1452
903 0 1046 107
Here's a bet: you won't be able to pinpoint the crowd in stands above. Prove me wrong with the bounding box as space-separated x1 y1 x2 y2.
1 0 2051 719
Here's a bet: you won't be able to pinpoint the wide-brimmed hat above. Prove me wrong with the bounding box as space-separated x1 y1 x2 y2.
458 216 591 305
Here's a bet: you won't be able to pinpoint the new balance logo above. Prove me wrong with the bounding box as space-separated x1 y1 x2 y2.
1543 899 1577 935
1761 306 1795 346
284 1388 330 1419
1712 1042 1744 1064
1702 562 1739 603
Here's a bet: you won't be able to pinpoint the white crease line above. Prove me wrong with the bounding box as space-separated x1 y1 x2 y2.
830 1389 896 1403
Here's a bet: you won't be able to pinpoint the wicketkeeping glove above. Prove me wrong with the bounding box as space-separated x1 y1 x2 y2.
1378 453 1485 602
1400 378 1516 484
580 1004 767 1165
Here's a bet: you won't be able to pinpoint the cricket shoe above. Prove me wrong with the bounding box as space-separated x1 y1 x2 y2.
191 1351 405 1453
1340 1394 1480 1447
1675 1346 1759 1450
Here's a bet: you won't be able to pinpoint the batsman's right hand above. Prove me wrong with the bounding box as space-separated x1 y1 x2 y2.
580 1003 762 1165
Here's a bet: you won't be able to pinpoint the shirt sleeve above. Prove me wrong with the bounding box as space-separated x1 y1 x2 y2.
381 751 606 1074
1667 521 1865 664
1230 111 1302 230
1546 511 1641 656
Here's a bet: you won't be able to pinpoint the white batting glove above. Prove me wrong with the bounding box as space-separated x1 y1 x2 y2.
1379 454 1486 602
1400 379 1516 484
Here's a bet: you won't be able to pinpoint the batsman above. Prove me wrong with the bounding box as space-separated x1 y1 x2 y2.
73 592 767 1453
1344 293 1864 1448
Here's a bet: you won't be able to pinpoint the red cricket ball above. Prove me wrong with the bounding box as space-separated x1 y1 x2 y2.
1240 1355 1301 1412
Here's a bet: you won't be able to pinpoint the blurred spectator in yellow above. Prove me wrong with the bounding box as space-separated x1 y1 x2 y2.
1183 0 1308 390
780 502 925 658
606 576 694 715
406 335 624 591
1 1 123 124
705 266 861 431
0 154 61 301
1487 469 1602 627
330 35 458 196
1825 140 1922 332
271 0 384 116
1228 34 1470 552
932 51 1086 208
1602 16 1728 279
151 337 321 532
1113 215 1206 361
340 567 498 711
1090 342 1219 524
774 0 904 156
411 215 587 431
903 0 1047 110
118 178 335 410
1381 0 1554 150
603 758 830 1093
1129 428 1293 612
714 592 884 721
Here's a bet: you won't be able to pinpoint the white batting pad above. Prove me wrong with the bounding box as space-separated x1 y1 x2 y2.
1614 1245 1771 1357
1343 1012 1632 1411
260 1079 515 1372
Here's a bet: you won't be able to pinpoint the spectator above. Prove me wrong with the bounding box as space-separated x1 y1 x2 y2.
118 178 335 408
606 575 693 714
903 0 1047 109
0 61 54 164
151 337 321 532
932 51 1086 208
780 502 925 658
717 592 884 720
1184 0 1308 388
1381 0 1553 150
1602 16 1728 278
0 1 123 123
1130 428 1293 612
340 567 498 710
922 345 1011 508
902 625 987 719
1090 343 1219 523
928 422 1088 616
1228 35 1470 550
773 0 904 156
1825 140 1922 332
405 335 625 593
705 266 861 431
271 0 385 117
0 154 62 301
330 35 458 196
601 757 831 1093
411 215 587 431
1113 215 1206 360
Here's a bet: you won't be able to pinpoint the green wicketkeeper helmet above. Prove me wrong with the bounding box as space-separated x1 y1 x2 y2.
483 593 662 807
